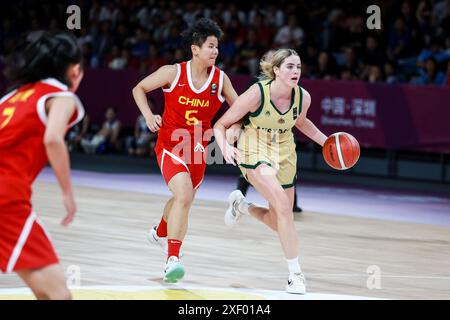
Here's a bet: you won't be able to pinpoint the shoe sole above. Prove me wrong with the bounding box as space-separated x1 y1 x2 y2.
164 264 185 283
286 287 306 295
224 207 236 227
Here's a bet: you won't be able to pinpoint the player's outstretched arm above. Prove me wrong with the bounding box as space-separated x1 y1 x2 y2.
44 96 78 226
214 83 260 165
294 88 327 147
132 65 176 132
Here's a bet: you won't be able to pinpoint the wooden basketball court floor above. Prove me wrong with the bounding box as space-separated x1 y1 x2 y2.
1 168 450 300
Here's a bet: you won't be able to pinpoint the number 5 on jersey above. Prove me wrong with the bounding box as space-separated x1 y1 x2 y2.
185 110 199 126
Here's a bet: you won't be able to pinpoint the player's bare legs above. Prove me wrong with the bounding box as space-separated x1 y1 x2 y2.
16 264 71 300
167 172 195 241
229 195 296 234
162 197 174 222
245 165 298 259
228 165 306 294
239 188 295 233
158 172 195 282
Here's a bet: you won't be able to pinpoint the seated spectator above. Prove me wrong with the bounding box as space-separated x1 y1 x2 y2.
131 27 150 59
339 68 354 81
388 17 413 60
252 12 274 47
80 42 94 68
240 29 263 76
145 45 168 73
108 46 128 70
361 35 387 68
106 45 121 68
274 14 305 47
81 107 121 154
384 61 401 84
416 37 450 69
410 57 446 85
67 114 90 152
315 51 339 79
337 47 360 76
367 65 384 83
125 114 157 157
300 44 319 78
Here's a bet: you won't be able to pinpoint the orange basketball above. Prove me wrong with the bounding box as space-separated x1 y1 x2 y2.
322 132 360 170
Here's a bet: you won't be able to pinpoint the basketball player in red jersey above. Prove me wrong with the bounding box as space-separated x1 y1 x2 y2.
132 18 239 283
0 32 84 299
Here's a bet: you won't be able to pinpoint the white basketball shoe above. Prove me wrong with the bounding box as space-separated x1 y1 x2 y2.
224 190 247 228
147 226 168 252
147 226 184 257
286 272 307 294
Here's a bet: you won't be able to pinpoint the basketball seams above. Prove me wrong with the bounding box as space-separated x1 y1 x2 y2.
330 141 340 168
323 138 338 169
335 133 347 170
340 133 353 168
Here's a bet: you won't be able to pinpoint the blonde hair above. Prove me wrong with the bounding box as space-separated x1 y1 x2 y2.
259 48 300 80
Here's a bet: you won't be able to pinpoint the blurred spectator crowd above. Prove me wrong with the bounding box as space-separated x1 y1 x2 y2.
1 0 450 87
66 99 157 156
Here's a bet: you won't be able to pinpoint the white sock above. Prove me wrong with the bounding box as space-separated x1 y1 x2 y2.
287 257 302 274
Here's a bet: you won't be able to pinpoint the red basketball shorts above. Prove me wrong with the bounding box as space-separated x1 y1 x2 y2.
0 210 59 273
156 148 206 190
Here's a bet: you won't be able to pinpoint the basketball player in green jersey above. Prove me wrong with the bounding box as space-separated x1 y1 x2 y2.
214 49 328 294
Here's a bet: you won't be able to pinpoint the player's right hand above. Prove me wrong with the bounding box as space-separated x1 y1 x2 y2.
61 193 76 226
223 143 241 166
146 114 162 132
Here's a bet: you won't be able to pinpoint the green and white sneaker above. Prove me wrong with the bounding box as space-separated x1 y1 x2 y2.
164 256 185 283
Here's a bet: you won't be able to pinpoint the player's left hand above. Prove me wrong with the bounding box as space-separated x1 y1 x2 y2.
223 143 241 166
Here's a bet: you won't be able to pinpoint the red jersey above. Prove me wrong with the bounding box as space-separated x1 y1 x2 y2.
0 78 84 214
155 61 225 162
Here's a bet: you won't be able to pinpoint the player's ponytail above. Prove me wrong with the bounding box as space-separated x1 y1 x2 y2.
259 50 277 80
3 31 81 89
259 48 300 80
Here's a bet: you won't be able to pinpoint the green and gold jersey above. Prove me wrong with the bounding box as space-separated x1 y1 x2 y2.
237 79 303 187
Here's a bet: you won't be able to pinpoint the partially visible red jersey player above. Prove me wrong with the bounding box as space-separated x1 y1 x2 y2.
0 32 85 299
132 18 239 283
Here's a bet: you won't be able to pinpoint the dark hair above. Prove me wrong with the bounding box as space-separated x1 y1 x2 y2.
106 106 117 113
181 18 223 48
3 31 81 89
